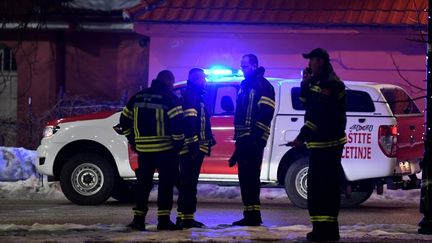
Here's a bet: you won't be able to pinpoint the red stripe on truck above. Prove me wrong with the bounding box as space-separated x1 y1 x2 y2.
46 111 116 126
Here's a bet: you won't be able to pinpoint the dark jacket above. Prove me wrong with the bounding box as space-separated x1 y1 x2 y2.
119 81 184 153
180 82 214 155
234 67 275 147
297 69 347 148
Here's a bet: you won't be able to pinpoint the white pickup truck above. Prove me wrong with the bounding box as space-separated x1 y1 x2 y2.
37 74 424 208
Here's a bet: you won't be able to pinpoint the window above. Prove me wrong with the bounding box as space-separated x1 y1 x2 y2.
380 87 420 115
291 87 375 112
346 90 375 112
175 84 239 116
213 85 238 116
0 47 17 72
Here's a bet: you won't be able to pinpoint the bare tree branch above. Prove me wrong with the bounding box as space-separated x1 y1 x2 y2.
390 53 426 92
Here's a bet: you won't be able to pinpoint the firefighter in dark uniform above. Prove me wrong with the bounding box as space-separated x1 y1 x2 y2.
231 54 275 226
118 70 184 231
176 68 215 228
290 48 347 241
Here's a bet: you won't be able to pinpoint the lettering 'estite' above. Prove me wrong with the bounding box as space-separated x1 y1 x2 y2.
347 133 371 144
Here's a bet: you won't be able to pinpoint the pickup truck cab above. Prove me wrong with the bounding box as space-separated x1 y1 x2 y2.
37 70 423 207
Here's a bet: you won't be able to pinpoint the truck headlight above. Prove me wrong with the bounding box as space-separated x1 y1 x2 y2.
43 125 59 138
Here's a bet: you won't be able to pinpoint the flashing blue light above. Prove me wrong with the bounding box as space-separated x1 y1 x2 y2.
203 66 243 80
204 68 232 76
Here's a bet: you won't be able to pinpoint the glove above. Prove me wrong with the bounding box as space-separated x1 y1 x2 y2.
113 124 124 135
210 137 217 147
228 150 237 167
173 140 184 155
188 142 200 159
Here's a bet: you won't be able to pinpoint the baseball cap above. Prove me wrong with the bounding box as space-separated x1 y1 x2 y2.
302 48 330 61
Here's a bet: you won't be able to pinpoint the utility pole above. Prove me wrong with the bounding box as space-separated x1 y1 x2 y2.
419 0 432 235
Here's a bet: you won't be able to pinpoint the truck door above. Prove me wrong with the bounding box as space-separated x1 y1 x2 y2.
380 87 424 162
202 84 239 175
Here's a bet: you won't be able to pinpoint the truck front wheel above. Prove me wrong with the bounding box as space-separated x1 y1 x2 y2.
284 157 309 208
60 153 115 205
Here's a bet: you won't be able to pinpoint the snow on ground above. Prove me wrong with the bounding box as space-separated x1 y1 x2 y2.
1 221 432 242
1 146 431 242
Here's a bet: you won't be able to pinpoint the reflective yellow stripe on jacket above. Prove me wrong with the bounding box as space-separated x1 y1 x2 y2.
257 96 275 109
306 136 347 149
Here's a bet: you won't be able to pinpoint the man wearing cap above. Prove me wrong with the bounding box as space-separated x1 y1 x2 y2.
289 48 347 241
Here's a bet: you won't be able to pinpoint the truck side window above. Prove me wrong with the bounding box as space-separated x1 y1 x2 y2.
214 85 238 116
380 88 421 115
346 90 375 112
291 87 375 112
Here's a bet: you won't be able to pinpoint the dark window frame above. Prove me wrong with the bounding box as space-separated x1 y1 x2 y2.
291 87 376 112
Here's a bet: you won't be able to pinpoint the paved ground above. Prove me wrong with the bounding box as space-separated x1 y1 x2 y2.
0 197 431 242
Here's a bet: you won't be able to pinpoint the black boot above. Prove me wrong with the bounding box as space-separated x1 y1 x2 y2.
418 217 432 234
126 215 146 231
175 216 182 227
181 219 205 228
307 222 340 242
232 210 262 226
157 216 182 231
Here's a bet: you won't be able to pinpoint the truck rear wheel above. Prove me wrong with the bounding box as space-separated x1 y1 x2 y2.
60 153 114 205
341 184 373 208
284 157 374 209
111 179 135 203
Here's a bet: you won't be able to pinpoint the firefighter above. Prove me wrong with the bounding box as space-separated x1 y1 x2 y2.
176 68 215 228
231 54 275 226
290 48 347 241
118 70 184 231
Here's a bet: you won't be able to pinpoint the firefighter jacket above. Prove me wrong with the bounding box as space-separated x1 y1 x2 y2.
119 82 184 153
180 82 214 155
234 67 275 147
297 70 347 148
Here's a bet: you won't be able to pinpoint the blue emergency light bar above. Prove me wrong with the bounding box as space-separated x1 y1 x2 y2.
203 67 243 80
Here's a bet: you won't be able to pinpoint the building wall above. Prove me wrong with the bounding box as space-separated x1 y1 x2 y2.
65 32 149 103
0 31 149 147
135 23 426 110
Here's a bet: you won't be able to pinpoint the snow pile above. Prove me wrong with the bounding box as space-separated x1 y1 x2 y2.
0 146 64 199
0 147 37 181
0 175 65 200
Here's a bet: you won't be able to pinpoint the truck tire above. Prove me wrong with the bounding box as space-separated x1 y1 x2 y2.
60 153 115 205
284 157 374 209
111 179 135 203
341 184 373 208
284 157 309 209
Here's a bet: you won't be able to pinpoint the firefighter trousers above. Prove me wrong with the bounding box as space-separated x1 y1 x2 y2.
421 152 432 216
236 141 264 207
134 151 179 213
307 145 344 221
177 152 205 214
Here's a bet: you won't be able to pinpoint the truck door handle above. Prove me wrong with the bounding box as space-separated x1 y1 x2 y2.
291 117 298 122
358 118 366 123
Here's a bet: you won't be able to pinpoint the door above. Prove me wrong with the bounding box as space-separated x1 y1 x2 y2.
380 87 424 160
202 84 239 175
